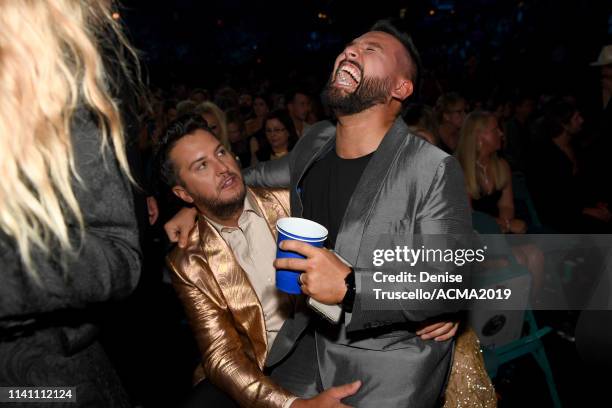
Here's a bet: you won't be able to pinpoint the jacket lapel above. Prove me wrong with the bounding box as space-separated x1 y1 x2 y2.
249 187 290 236
334 118 409 264
198 217 269 368
197 187 293 369
293 121 337 215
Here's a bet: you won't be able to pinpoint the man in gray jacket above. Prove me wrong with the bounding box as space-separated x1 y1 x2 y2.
166 20 472 407
244 20 472 407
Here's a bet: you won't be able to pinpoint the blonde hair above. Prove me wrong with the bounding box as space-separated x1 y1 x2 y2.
0 0 138 279
195 101 232 152
455 111 509 199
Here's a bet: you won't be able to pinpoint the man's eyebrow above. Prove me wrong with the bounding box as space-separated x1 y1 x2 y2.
365 41 383 50
188 142 223 169
189 155 206 169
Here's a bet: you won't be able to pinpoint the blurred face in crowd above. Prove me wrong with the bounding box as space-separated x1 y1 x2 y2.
265 118 290 151
288 93 311 121
227 121 243 143
566 111 584 135
323 31 412 116
478 116 503 156
444 100 467 130
170 130 246 219
253 97 269 118
239 93 253 107
493 102 513 122
191 92 206 104
202 112 220 136
514 98 535 122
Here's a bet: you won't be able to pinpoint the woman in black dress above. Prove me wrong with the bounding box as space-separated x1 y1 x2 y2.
456 111 545 296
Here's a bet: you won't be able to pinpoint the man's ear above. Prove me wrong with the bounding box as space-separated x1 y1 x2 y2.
391 79 413 102
172 185 194 204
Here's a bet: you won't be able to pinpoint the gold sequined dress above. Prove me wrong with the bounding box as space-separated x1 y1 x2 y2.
443 326 497 407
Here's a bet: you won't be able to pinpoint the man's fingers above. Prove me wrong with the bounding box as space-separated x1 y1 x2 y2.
421 322 457 340
328 380 362 400
178 226 193 248
279 240 319 257
421 322 455 340
434 323 459 341
165 224 179 243
420 322 453 339
274 257 309 272
416 321 444 336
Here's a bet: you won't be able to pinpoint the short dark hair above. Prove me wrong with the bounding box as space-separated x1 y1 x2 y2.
285 88 310 105
369 19 422 102
157 114 213 187
225 108 245 133
537 98 578 140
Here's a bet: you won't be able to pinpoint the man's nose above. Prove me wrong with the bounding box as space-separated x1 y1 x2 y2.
213 158 230 174
343 43 359 59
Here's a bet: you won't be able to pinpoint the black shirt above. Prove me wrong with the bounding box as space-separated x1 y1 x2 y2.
301 148 374 248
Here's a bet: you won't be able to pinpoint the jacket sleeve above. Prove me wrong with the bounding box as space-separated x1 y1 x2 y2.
243 154 292 188
0 112 141 320
168 253 295 408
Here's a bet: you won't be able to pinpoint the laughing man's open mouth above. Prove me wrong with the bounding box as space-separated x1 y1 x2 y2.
334 60 362 88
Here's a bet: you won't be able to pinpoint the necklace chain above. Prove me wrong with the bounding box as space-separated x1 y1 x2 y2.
476 160 490 187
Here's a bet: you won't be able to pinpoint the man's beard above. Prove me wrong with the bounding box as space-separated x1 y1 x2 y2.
321 71 393 116
193 180 247 220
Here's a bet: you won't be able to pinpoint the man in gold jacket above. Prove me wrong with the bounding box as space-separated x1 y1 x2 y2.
159 114 495 407
160 114 365 408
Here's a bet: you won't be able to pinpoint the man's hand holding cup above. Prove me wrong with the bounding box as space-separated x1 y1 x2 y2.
274 239 351 304
274 217 350 305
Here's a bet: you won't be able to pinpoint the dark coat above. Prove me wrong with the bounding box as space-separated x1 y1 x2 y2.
0 110 141 407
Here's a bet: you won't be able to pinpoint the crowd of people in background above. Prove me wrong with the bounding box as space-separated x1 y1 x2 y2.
136 49 611 241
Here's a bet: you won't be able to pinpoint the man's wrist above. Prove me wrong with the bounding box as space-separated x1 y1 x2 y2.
341 268 356 312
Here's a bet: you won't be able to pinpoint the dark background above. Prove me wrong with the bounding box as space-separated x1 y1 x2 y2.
120 0 611 108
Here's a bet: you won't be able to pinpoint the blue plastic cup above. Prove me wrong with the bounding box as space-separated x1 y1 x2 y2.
275 217 328 294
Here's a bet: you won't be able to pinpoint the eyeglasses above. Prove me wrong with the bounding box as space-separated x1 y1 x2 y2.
266 127 287 134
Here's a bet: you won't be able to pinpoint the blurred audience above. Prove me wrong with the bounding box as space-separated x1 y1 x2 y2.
456 111 545 295
434 92 468 153
250 109 299 165
528 99 611 233
285 89 312 137
502 93 536 174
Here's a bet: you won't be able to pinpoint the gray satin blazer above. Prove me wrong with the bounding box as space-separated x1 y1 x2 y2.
245 117 472 407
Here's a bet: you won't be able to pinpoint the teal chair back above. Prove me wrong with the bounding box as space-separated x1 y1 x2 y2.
512 172 543 230
470 210 562 407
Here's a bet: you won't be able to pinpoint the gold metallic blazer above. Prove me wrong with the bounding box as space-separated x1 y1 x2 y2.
167 187 294 408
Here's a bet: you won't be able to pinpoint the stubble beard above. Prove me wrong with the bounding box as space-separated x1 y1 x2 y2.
194 179 248 220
